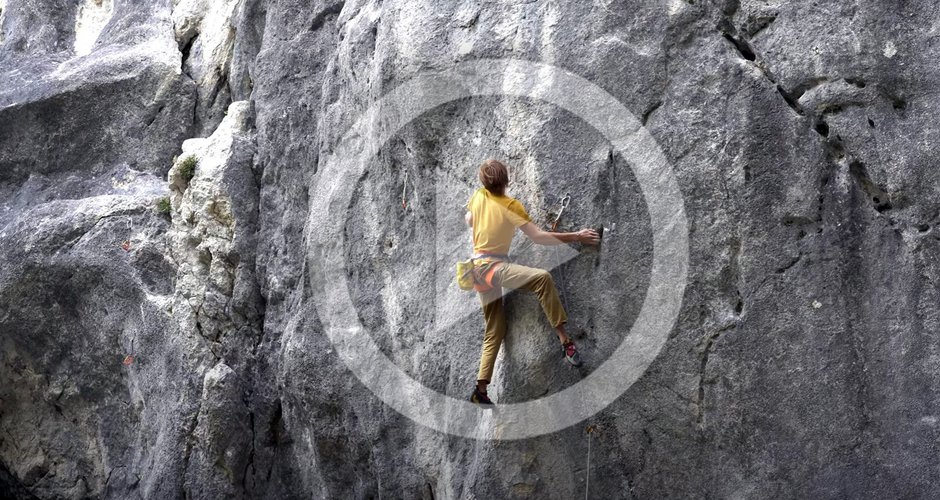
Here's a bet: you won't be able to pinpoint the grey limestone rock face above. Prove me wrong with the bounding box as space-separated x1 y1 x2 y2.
1 0 939 498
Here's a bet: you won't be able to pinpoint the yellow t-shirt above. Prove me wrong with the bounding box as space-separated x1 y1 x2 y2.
465 187 531 255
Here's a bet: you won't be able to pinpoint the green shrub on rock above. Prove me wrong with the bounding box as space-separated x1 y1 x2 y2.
156 196 171 215
178 155 198 182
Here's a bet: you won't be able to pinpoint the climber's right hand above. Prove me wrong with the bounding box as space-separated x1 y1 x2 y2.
577 229 601 245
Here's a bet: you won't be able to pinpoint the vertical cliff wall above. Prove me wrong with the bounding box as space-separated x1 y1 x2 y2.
1 0 938 498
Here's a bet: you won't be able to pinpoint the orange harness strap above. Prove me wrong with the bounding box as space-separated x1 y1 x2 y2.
472 262 502 293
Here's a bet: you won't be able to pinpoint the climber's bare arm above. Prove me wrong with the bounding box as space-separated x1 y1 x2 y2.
519 222 600 246
465 211 473 227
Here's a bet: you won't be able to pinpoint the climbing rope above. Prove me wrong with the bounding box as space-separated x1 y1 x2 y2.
585 424 596 500
509 193 576 313
550 193 573 315
556 245 571 316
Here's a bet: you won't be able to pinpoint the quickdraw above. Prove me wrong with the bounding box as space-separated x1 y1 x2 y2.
401 171 409 210
514 192 571 256
550 193 571 232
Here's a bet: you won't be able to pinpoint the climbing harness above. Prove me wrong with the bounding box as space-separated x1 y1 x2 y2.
472 260 501 293
456 254 509 293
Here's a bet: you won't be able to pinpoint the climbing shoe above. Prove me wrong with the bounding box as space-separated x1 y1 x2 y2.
470 387 494 406
563 341 583 367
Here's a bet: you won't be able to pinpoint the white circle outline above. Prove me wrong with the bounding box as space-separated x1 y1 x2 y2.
306 58 688 440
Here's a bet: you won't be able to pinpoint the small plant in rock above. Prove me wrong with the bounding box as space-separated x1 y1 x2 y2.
178 154 198 182
156 196 171 215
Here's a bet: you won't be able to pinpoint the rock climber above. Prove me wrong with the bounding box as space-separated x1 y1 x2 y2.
465 159 600 406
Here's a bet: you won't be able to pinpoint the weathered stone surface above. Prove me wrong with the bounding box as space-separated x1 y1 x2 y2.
166 100 262 364
184 362 252 499
172 0 243 135
0 0 194 185
1 0 939 498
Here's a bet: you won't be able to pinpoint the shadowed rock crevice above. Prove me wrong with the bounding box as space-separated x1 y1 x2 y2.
310 2 345 32
640 100 663 126
172 0 241 136
179 31 198 76
848 160 892 213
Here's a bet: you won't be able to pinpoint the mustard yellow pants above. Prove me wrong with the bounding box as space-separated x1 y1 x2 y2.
476 262 568 383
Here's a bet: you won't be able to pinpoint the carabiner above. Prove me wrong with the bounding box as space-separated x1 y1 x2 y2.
551 193 571 232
